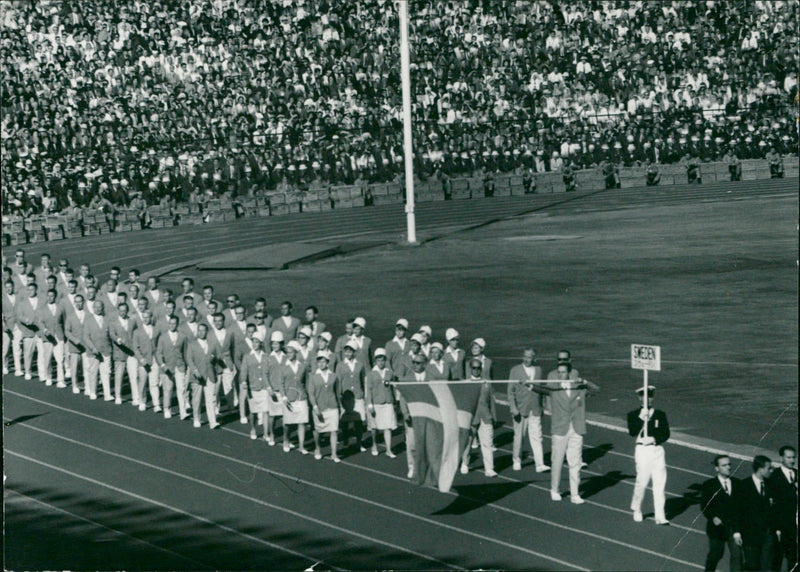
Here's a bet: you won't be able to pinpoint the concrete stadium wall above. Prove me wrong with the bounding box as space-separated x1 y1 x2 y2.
3 156 797 246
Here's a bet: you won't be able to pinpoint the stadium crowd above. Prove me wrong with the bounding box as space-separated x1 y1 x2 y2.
2 0 797 217
3 248 798 571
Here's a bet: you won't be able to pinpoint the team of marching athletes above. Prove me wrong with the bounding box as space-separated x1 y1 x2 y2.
3 249 796 571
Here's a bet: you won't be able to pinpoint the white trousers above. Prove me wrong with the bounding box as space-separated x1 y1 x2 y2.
551 423 583 497
68 352 89 390
631 444 667 521
85 354 112 398
9 328 23 373
191 380 218 426
404 424 416 471
40 339 65 383
137 360 161 408
512 413 545 468
114 356 139 401
161 368 187 417
21 335 38 376
463 421 495 472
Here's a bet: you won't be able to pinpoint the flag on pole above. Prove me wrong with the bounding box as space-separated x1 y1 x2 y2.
395 381 483 493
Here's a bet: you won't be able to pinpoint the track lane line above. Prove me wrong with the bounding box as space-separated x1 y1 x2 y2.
5 390 697 569
4 449 344 570
4 421 566 571
3 487 213 569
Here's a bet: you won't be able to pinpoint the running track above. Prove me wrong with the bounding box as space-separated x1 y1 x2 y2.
4 178 796 570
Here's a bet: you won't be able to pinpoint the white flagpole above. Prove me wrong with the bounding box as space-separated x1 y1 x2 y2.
399 0 417 243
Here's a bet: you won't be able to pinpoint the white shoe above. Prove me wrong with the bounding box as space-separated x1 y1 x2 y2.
250 429 257 440
89 394 98 400
2 368 8 375
138 404 146 412
386 451 397 459
536 465 551 473
57 382 67 389
104 396 114 402
164 410 172 419
460 463 468 475
193 420 201 428
371 448 379 456
512 460 522 471
115 398 122 405
485 469 497 478
332 456 341 463
24 373 32 380
314 450 322 460
299 448 309 456
209 422 220 430
550 491 562 501
633 510 643 522
45 380 53 386
132 400 140 407
570 496 585 505
283 444 291 452
407 467 415 479
72 386 80 394
239 416 248 425
655 519 670 526
153 405 162 413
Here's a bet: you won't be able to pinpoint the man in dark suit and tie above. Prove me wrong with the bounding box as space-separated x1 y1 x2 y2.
734 455 776 571
701 454 742 571
767 446 797 572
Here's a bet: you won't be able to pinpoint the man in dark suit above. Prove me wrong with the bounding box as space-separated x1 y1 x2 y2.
701 454 742 571
734 455 776 571
627 386 671 525
768 446 797 571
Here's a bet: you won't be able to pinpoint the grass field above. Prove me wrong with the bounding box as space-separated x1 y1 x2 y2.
163 193 798 450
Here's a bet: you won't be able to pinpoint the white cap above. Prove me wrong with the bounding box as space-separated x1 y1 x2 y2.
298 326 313 338
353 316 366 328
344 340 358 351
318 331 332 343
430 342 444 352
410 333 425 344
445 328 459 341
418 325 432 336
287 340 303 352
374 348 387 358
395 318 409 329
471 337 486 349
270 331 284 342
316 349 332 361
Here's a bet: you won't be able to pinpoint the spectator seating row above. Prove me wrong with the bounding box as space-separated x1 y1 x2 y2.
3 156 796 247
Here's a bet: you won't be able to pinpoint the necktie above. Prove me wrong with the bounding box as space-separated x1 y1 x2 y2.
758 480 764 496
790 469 796 484
723 479 730 495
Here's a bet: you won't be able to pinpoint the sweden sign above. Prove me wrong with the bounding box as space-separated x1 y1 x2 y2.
631 344 661 371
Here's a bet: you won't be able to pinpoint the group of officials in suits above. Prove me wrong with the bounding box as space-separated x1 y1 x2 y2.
2 249 796 570
701 447 797 571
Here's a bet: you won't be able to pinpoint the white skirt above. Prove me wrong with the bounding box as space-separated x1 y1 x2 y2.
368 403 397 431
248 390 270 413
266 391 284 416
283 399 309 425
314 408 339 433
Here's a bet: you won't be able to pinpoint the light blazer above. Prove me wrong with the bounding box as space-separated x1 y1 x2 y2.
207 326 235 372
280 360 308 401
443 347 466 380
15 295 41 338
185 339 218 384
83 314 113 356
508 364 545 416
132 324 159 365
385 337 411 375
240 352 270 393
2 292 19 332
36 302 65 343
335 359 366 400
271 315 301 342
108 315 138 361
544 380 598 436
64 312 88 354
156 330 188 373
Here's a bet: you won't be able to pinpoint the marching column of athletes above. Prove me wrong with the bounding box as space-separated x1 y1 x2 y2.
2 249 796 571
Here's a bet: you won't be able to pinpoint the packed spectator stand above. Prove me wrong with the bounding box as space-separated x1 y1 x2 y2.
2 0 798 235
